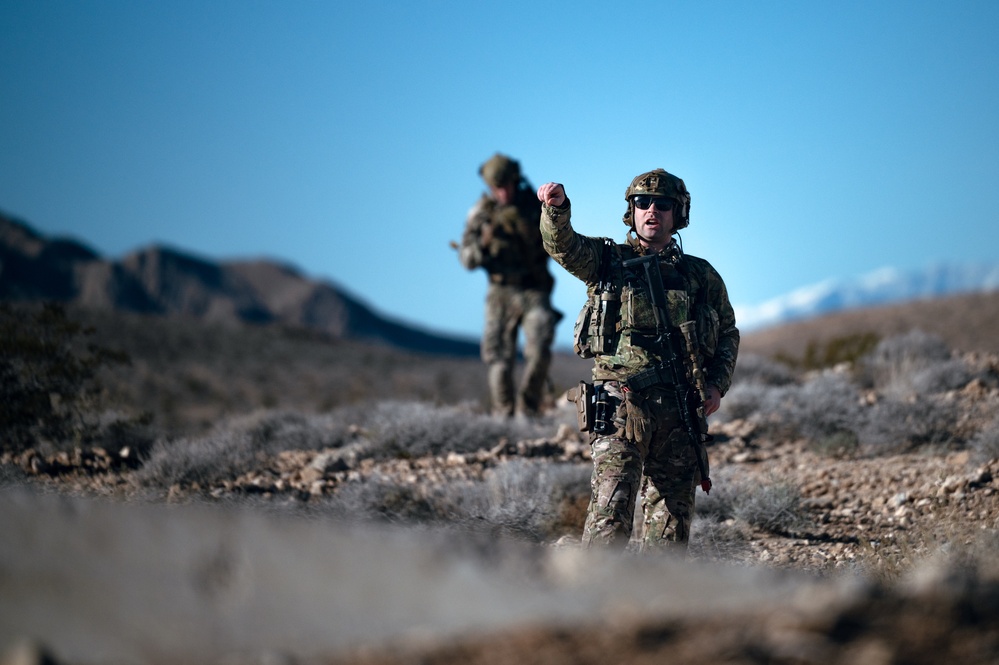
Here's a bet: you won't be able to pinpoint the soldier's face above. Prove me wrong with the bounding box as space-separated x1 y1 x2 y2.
633 198 674 248
490 183 516 205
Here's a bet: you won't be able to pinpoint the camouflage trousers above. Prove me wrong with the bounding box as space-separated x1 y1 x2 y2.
481 285 558 417
582 384 702 553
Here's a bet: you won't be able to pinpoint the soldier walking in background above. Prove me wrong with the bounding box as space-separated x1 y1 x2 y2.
537 169 739 553
458 154 559 417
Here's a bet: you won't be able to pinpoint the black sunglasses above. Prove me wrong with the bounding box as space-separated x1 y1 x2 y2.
632 195 674 211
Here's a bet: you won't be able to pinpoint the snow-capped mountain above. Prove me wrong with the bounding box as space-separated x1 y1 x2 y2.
736 262 999 331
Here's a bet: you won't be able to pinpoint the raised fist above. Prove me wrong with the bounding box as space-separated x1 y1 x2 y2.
536 182 566 207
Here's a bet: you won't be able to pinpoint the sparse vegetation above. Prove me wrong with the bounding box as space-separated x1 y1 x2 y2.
720 330 990 458
859 329 958 395
970 414 999 462
4 300 999 588
321 459 589 542
732 474 809 535
775 331 881 371
696 468 809 537
0 302 135 453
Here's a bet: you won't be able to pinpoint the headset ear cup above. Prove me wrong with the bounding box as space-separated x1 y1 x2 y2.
670 199 686 231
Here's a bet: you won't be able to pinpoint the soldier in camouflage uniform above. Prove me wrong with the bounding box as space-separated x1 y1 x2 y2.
537 169 739 553
458 154 559 417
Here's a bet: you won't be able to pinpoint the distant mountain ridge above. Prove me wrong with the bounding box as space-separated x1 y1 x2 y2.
0 211 479 356
736 262 999 331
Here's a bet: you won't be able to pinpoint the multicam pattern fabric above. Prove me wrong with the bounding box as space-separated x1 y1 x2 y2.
460 185 557 416
481 285 557 416
541 201 738 393
542 199 739 551
582 385 701 551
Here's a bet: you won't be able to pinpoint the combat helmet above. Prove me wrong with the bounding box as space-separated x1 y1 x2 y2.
479 153 522 188
622 168 691 231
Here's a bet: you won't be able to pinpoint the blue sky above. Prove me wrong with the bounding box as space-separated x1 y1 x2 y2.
3 1 998 349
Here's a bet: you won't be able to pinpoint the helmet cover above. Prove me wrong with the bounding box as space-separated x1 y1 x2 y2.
623 168 691 230
479 153 521 188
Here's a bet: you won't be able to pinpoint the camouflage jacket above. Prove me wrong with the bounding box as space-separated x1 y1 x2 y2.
459 185 554 293
541 200 739 394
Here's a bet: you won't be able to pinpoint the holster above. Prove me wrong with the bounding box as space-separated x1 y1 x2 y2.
567 381 595 432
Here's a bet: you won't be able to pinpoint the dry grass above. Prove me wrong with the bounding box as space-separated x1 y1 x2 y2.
60 305 590 438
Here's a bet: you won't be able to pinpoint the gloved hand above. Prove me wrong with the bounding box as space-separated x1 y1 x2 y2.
624 389 652 446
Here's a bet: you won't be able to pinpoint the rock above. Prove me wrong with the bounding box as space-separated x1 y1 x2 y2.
517 440 563 458
0 640 61 665
297 466 322 484
489 438 512 456
310 452 351 474
940 475 966 493
803 495 835 510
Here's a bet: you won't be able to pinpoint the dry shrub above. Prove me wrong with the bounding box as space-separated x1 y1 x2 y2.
730 353 798 387
137 410 357 488
361 401 557 460
136 402 572 492
970 415 999 462
320 459 590 542
860 398 957 453
752 332 972 456
0 302 135 452
464 460 590 540
137 430 260 488
694 468 808 537
688 517 753 563
859 330 956 396
775 331 881 371
732 474 810 535
693 467 741 522
779 372 863 455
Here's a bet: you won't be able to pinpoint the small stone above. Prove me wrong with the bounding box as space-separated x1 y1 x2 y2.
298 466 322 484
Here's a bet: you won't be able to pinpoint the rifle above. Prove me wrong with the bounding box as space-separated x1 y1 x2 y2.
621 253 713 493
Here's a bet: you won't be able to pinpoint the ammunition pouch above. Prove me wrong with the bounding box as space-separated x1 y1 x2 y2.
591 291 620 355
572 291 620 359
572 301 594 359
573 238 621 360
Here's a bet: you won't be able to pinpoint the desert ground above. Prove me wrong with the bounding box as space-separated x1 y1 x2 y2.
3 295 999 664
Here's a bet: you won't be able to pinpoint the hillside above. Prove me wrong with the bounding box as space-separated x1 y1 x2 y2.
0 211 478 356
741 289 999 360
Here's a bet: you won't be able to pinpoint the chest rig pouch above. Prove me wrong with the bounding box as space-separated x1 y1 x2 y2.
573 239 621 359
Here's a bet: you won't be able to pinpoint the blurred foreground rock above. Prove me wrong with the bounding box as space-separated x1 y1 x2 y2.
3 489 849 665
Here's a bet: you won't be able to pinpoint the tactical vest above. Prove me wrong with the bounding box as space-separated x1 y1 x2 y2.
573 241 720 381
